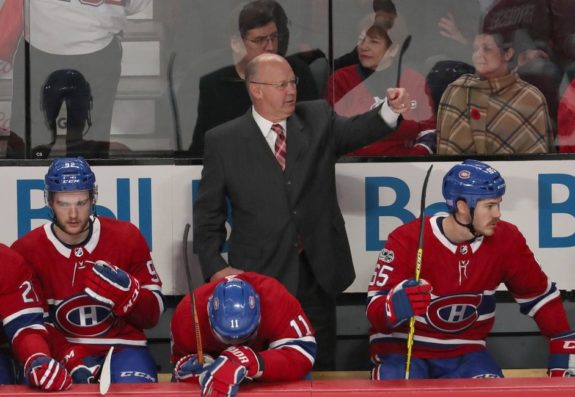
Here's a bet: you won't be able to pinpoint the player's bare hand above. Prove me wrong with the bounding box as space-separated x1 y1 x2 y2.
209 266 244 282
387 88 412 114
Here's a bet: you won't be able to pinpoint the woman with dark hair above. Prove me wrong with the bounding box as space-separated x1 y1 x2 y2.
437 32 552 154
325 17 435 156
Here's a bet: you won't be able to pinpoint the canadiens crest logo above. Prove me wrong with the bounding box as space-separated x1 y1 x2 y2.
54 294 116 337
458 170 471 179
379 248 394 263
426 294 482 333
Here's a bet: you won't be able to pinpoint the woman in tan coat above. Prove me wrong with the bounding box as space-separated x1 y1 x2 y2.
437 32 552 154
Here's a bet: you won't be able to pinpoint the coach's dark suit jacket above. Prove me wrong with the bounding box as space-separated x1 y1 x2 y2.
193 100 398 296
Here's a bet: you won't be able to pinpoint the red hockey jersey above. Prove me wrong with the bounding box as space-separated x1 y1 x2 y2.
0 243 50 363
11 216 163 355
367 216 569 359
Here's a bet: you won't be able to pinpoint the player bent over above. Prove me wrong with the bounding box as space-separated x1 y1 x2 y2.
12 157 164 384
0 244 71 391
171 272 317 396
367 159 575 379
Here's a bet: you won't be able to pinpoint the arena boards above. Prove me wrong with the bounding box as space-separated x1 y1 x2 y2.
0 378 574 396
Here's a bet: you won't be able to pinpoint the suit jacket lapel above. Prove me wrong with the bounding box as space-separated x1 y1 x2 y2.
239 111 285 172
285 114 309 178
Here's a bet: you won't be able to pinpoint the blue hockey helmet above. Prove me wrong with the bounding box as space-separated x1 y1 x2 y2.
45 157 96 193
442 159 506 212
208 278 261 345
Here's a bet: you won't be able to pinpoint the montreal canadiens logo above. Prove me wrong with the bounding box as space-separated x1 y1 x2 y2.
458 170 471 179
426 294 482 333
55 294 116 337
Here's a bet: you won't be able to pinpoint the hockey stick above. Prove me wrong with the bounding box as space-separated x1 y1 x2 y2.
395 35 412 88
183 223 204 364
404 164 433 379
167 52 182 151
99 346 114 395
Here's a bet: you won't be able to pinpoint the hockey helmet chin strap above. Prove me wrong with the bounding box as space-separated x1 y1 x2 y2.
453 206 481 238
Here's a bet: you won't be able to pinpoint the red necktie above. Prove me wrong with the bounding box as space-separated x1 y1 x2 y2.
271 124 286 171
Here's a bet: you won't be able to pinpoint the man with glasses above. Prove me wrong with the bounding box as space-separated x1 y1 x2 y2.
193 52 411 370
188 0 319 156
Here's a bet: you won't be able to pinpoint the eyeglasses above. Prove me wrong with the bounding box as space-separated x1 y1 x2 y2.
249 77 299 90
244 32 279 47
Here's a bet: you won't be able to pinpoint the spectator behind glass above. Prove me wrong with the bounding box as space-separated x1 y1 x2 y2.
558 79 575 152
437 31 552 154
481 0 567 141
332 0 398 71
0 0 28 158
550 0 575 82
426 60 475 117
373 0 482 74
188 0 319 157
0 0 22 64
9 0 151 158
326 16 435 155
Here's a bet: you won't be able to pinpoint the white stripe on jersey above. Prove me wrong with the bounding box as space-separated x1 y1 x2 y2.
12 324 47 343
147 289 165 314
275 344 316 364
369 332 487 347
3 307 45 325
528 289 560 317
65 337 147 346
269 335 316 349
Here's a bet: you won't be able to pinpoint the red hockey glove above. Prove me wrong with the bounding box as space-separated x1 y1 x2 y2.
199 356 245 397
84 260 140 316
384 279 432 328
61 345 101 384
199 347 262 397
173 353 214 383
24 353 72 392
220 345 263 379
548 331 575 377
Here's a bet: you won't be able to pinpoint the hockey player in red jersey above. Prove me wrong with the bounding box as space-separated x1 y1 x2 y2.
0 244 71 391
367 159 575 379
171 272 316 396
12 157 164 384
